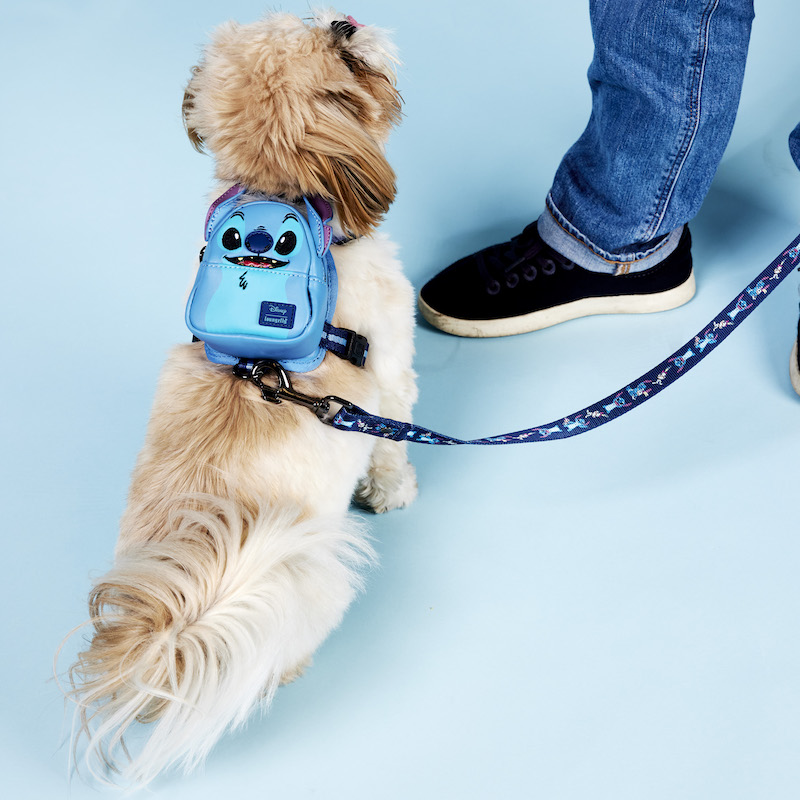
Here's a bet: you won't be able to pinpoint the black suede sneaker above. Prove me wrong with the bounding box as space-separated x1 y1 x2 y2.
418 222 696 337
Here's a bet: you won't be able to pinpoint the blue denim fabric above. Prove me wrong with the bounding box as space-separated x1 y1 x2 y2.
539 0 756 274
790 123 800 171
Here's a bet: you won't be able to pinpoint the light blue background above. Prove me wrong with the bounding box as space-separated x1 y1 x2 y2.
2 1 800 797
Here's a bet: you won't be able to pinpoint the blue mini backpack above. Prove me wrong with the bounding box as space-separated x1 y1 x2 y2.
186 186 368 372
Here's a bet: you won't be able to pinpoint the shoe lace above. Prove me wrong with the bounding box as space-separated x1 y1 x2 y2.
477 223 574 295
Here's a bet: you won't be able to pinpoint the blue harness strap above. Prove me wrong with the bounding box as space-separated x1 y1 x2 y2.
326 234 800 445
321 323 369 367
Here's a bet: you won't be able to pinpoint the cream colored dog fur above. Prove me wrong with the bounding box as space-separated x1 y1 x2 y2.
63 9 417 786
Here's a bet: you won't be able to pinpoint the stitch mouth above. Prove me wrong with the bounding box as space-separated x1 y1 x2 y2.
224 255 288 269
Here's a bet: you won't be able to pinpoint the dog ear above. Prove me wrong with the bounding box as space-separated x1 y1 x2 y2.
285 14 402 236
297 121 397 238
337 50 403 133
182 65 205 153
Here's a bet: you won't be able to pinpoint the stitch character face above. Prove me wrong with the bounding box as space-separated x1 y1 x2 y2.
206 203 310 271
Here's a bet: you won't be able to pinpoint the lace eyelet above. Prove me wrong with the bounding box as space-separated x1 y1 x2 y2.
542 259 556 276
505 273 519 289
523 265 537 281
486 280 501 295
562 260 575 271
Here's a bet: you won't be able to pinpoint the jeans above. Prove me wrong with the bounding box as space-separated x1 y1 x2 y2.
538 0 758 275
790 122 800 170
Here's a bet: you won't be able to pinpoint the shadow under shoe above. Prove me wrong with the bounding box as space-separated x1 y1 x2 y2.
418 222 695 337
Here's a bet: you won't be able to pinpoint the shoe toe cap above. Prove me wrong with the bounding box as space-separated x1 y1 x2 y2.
419 252 493 319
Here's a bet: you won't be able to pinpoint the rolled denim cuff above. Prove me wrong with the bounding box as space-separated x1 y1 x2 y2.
538 196 684 276
790 122 800 171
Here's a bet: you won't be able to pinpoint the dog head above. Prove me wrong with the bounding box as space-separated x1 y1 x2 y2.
183 10 402 238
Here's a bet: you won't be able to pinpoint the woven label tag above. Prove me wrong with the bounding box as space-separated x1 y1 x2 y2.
259 301 296 329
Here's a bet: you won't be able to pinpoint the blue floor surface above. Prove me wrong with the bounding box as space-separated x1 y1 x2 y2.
2 1 799 798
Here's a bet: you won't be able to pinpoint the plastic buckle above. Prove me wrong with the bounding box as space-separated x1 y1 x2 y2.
344 333 369 367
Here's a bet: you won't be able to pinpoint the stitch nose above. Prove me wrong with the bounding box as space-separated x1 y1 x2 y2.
245 229 273 254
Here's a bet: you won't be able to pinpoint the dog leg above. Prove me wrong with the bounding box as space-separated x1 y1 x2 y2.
355 361 418 513
355 437 417 513
331 239 419 514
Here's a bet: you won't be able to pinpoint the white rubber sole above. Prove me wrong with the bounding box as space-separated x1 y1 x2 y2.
418 270 697 338
791 341 800 396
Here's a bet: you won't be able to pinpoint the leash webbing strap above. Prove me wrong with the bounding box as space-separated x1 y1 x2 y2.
328 234 800 445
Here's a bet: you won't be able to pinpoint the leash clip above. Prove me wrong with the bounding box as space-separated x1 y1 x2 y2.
233 359 356 425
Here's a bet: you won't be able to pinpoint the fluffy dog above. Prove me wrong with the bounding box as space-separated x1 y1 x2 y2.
63 9 417 786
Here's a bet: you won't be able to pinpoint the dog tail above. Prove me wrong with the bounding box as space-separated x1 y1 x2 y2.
63 496 373 787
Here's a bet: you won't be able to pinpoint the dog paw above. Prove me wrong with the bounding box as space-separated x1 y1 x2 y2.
355 458 418 514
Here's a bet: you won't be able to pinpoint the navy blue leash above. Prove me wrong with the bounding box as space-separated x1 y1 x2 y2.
235 235 800 444
330 234 800 444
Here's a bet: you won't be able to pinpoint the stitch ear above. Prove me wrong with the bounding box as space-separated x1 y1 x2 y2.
204 185 245 240
303 197 332 257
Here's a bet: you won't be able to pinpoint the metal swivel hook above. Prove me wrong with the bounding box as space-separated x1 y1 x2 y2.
233 359 357 424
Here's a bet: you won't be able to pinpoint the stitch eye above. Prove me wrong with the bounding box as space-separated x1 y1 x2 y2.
221 227 242 250
274 230 297 256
